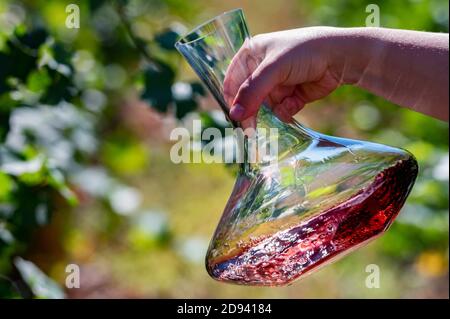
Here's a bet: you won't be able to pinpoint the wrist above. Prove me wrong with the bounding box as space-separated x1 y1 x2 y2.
326 27 385 85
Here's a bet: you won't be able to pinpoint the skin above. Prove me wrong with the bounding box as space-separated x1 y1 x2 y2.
223 27 449 127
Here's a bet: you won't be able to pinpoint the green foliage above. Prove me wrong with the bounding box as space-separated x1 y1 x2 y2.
0 0 210 297
14 257 65 299
141 62 175 113
139 28 206 119
0 22 82 297
304 0 448 31
101 134 150 176
154 28 180 51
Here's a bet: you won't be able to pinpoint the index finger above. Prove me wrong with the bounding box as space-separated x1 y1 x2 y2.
223 38 259 106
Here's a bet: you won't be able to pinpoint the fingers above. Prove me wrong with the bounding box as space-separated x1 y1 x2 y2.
223 39 256 106
223 33 338 124
224 36 282 123
221 42 258 131
267 85 296 106
295 71 339 103
272 95 305 122
229 59 281 121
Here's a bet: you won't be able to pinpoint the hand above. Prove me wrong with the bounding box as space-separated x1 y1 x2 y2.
224 27 343 125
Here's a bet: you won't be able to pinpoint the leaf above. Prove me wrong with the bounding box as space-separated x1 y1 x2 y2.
14 257 65 299
154 29 180 51
47 168 78 206
175 97 197 119
190 82 206 96
0 156 44 176
88 0 110 12
39 69 76 105
0 223 14 244
50 43 74 71
171 81 204 119
0 52 13 94
0 35 36 92
37 43 76 104
14 28 48 50
141 61 175 113
0 172 14 201
0 27 48 86
26 69 51 93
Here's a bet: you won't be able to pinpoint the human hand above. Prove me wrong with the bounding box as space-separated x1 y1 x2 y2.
223 27 344 125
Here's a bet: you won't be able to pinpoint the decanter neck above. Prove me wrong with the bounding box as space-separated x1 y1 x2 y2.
238 105 315 173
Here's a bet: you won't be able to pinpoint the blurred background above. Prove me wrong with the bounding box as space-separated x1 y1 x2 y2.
0 0 448 298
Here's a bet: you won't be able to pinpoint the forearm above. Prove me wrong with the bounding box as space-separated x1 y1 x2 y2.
329 28 449 121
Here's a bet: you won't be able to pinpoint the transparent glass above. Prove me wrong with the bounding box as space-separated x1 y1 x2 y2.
176 8 418 286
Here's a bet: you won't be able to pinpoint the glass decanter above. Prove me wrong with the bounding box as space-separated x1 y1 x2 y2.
175 8 418 286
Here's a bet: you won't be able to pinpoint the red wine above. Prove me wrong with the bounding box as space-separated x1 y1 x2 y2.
207 158 418 286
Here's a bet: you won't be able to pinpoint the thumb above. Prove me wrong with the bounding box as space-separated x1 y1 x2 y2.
229 60 280 121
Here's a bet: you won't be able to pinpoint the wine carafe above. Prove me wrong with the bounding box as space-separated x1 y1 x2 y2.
175 8 418 286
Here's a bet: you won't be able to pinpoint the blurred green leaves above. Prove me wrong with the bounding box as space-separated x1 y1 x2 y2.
27 69 51 93
14 257 65 299
141 62 175 113
0 4 93 298
304 0 448 31
138 25 206 120
154 28 180 51
102 134 150 176
0 172 14 202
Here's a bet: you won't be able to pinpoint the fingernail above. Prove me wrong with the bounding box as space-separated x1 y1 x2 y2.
230 104 245 121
